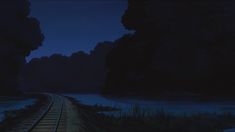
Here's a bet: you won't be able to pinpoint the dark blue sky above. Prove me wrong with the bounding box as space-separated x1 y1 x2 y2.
28 0 129 60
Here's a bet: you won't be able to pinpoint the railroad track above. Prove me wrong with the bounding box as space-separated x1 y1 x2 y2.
10 94 67 132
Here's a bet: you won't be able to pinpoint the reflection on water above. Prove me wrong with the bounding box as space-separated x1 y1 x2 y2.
0 98 36 122
64 94 235 116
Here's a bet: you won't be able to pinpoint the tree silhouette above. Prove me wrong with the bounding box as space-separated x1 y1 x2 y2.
0 0 44 95
21 41 114 93
103 0 235 98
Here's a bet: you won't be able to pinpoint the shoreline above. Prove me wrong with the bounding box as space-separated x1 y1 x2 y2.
61 92 235 103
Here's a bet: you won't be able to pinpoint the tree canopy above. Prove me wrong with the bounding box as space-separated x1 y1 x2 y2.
0 0 44 95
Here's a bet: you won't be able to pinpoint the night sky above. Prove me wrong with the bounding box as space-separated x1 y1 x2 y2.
28 0 129 60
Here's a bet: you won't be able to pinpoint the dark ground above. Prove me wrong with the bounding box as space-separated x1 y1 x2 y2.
68 97 235 132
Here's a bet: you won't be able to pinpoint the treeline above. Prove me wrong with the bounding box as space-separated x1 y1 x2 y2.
102 0 235 98
17 0 235 98
0 0 44 95
21 42 114 93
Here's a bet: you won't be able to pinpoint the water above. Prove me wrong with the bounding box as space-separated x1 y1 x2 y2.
0 97 36 122
224 128 235 132
64 93 235 116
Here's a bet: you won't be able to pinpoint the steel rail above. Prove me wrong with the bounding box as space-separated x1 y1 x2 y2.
26 93 54 132
53 98 64 132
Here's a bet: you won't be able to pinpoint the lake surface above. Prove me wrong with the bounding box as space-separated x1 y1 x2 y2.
64 93 235 116
224 128 235 132
0 97 36 122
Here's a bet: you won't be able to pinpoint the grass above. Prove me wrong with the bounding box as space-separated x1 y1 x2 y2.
98 107 235 132
0 94 48 131
69 97 235 132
